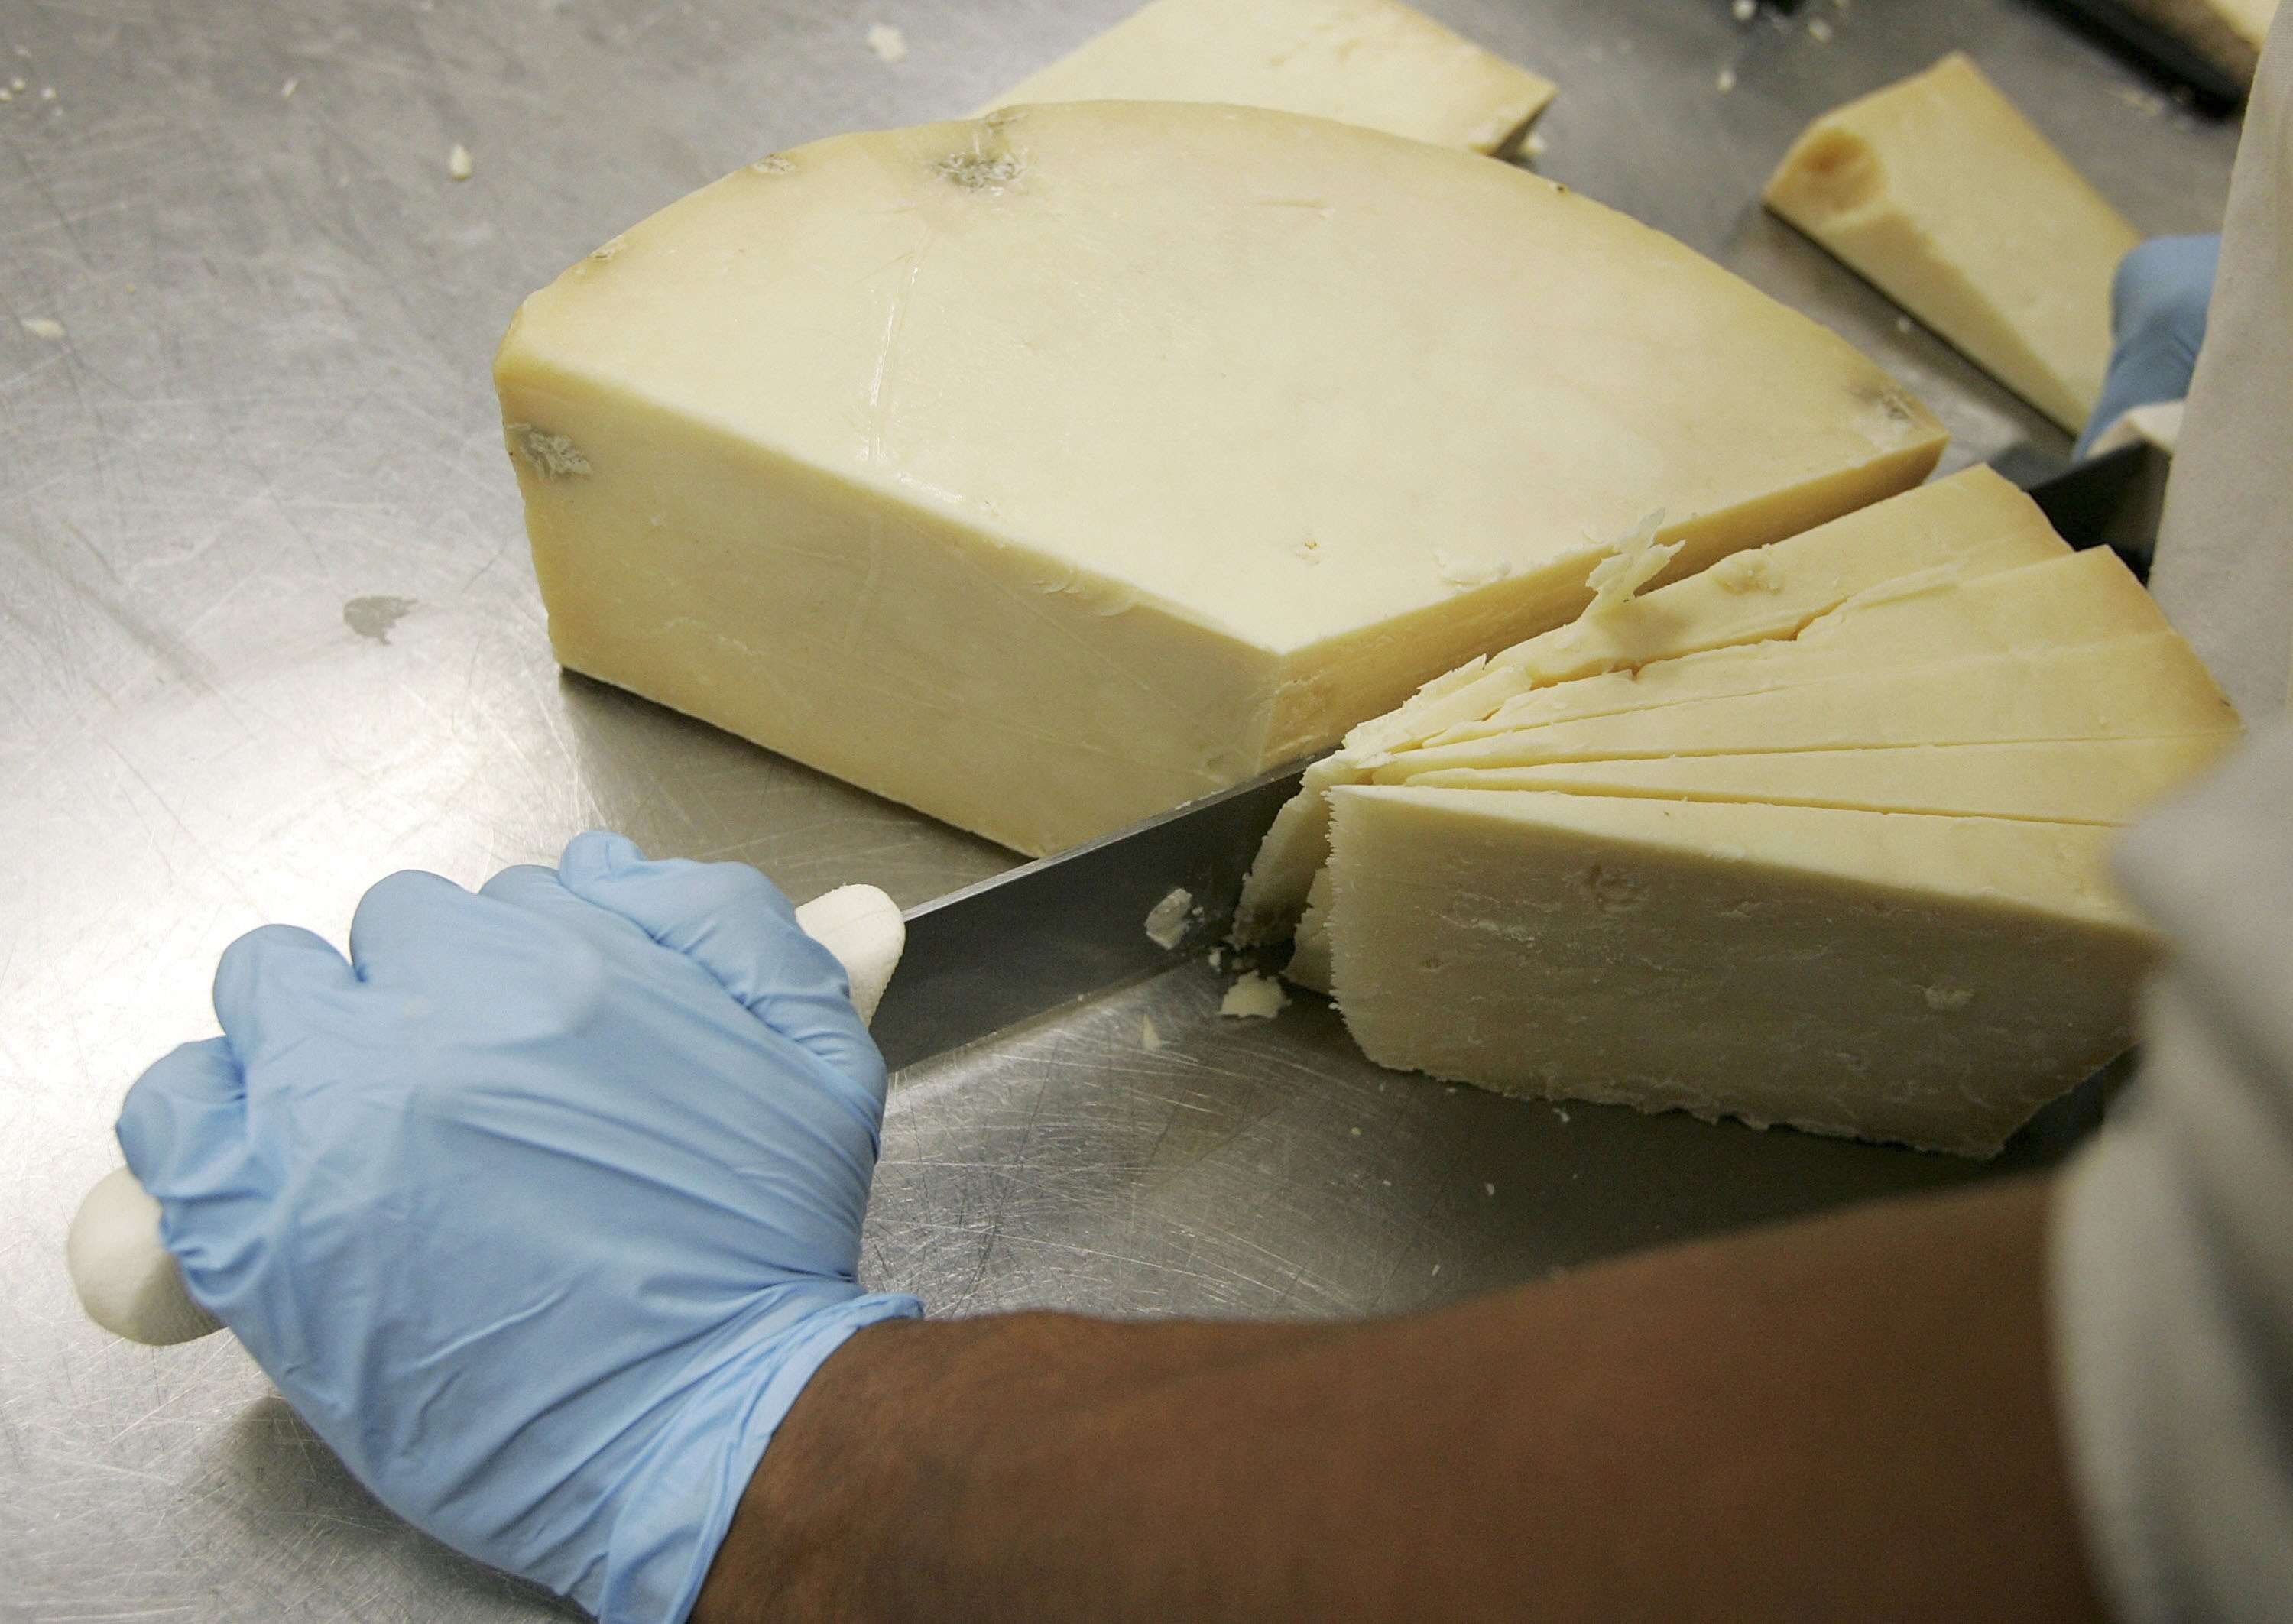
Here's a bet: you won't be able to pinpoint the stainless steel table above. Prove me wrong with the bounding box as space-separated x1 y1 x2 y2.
1 1 2239 1616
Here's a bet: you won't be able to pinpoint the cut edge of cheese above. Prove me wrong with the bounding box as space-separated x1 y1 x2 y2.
976 0 1558 156
1374 633 2241 775
1393 735 2240 824
1324 784 2157 1156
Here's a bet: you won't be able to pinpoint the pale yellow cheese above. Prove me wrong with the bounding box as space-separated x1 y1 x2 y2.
978 0 1556 156
1764 53 2141 433
1325 786 2158 1156
1234 468 2051 940
1424 546 2166 747
498 103 1942 856
1377 634 2239 776
1395 737 2237 824
2114 0 2278 86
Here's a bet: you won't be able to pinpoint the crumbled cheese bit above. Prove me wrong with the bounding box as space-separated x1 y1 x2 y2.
20 316 65 339
39 83 56 100
1732 0 1757 19
1709 549 1782 594
8 76 25 92
1716 66 1737 94
1143 886 1193 950
1218 973 1289 1020
1584 510 1678 613
1523 131 1548 159
1483 1182 1497 1197
1434 550 1512 590
447 142 473 180
0 86 11 102
866 21 907 62
1896 315 1914 335
1807 16 1834 41
281 77 297 98
1140 1015 1163 1052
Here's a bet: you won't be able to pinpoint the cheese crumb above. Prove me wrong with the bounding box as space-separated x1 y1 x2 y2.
281 77 297 99
1808 16 1834 41
0 87 11 102
1732 0 1757 18
39 84 55 100
866 22 907 62
20 316 64 339
1709 549 1782 594
447 142 473 180
1140 1015 1163 1052
1523 131 1548 159
1483 1182 1497 1197
1143 886 1193 949
1584 511 1678 613
1219 973 1289 1020
1716 66 1737 93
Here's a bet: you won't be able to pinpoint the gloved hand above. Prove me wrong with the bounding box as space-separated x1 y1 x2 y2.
2077 233 2220 457
115 833 920 1623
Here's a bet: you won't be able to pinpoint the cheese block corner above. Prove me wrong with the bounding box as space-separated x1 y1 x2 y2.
498 103 1943 855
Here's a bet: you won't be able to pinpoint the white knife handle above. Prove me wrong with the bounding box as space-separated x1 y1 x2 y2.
66 884 906 1347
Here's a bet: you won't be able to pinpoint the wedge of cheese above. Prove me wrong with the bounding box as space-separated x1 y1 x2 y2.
497 103 1943 856
1325 788 2158 1156
978 0 1556 156
1234 467 2056 941
1764 53 2140 433
1396 737 2237 823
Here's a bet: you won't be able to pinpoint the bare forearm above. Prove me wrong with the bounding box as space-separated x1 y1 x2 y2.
698 1178 2103 1624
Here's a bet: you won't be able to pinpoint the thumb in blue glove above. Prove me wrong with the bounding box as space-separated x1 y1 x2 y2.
116 833 919 1624
2078 233 2220 458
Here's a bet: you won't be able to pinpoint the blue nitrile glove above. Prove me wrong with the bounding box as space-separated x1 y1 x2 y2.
2077 233 2220 457
115 833 920 1624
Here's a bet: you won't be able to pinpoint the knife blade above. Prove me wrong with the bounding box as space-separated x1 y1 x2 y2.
872 758 1310 1071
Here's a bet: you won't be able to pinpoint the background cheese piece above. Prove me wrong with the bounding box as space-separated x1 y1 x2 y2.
1232 468 2044 939
978 0 1556 156
498 104 1943 857
1378 634 2241 775
1325 786 2158 1156
1763 53 2141 433
1394 737 2239 823
1425 547 2166 746
2113 0 2278 86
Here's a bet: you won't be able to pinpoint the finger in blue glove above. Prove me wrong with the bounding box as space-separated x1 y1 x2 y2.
2079 233 2220 458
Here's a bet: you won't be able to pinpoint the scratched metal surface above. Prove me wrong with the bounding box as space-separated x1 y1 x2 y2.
0 0 2237 1616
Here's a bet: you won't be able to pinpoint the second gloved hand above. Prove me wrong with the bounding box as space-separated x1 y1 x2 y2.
115 833 920 1624
2079 233 2221 457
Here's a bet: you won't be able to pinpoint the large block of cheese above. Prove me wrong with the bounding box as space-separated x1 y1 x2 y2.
496 103 1944 856
1325 788 2158 1156
1763 53 2140 433
978 0 1556 155
1236 467 2058 940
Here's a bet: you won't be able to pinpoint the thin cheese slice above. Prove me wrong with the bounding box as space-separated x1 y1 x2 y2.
1376 635 2239 776
1325 786 2158 1156
1234 468 2046 939
978 0 1557 156
1764 53 2140 433
1424 546 2165 746
498 103 1943 857
1396 737 2238 824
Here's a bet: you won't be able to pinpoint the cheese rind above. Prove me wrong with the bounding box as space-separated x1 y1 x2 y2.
1325 786 2158 1156
1234 468 2055 939
1764 53 2140 432
979 0 1557 155
1396 737 2238 824
499 103 1942 855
